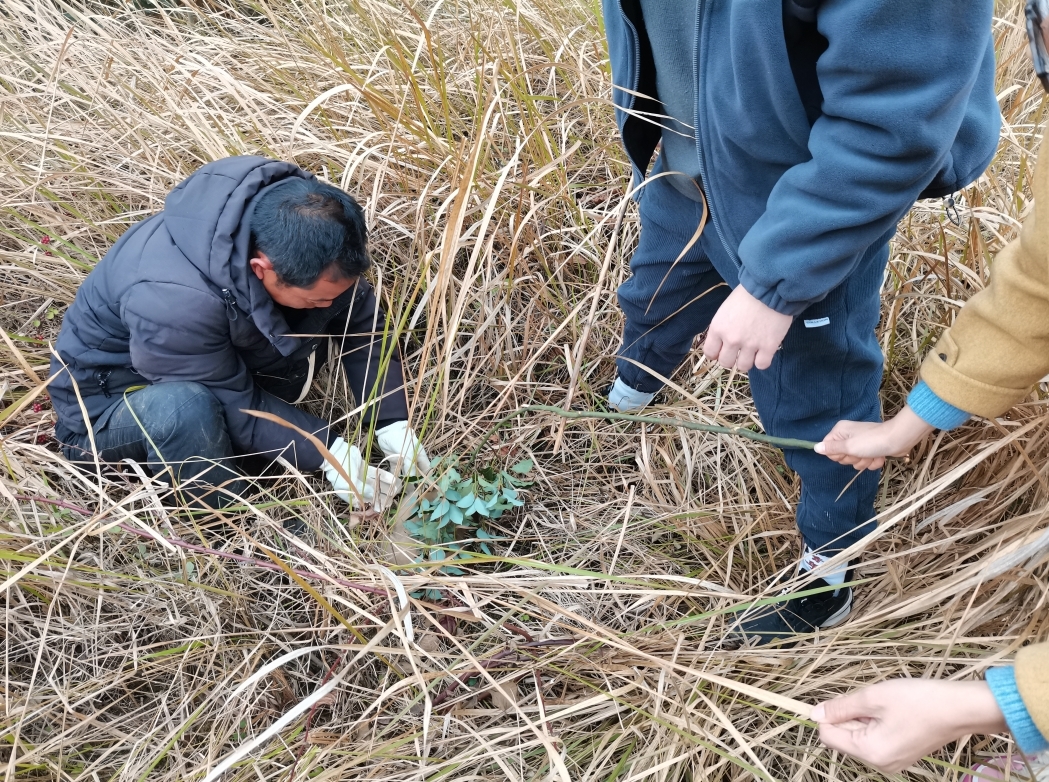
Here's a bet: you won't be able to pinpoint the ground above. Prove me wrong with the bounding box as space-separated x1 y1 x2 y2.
2 1 1048 780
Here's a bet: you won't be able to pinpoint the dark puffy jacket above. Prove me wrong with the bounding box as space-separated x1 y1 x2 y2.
49 156 408 470
603 0 1001 315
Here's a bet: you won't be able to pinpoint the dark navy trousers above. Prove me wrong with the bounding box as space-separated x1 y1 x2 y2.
617 175 886 554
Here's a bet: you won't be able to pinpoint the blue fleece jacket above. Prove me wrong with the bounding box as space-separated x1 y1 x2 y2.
602 0 1001 315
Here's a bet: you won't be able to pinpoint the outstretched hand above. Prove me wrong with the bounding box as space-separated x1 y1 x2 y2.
703 285 792 372
815 406 934 471
812 679 1006 774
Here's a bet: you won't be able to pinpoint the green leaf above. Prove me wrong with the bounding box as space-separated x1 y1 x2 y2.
511 458 533 474
445 488 462 502
480 543 492 556
476 528 493 539
456 492 476 509
448 504 464 525
429 549 445 562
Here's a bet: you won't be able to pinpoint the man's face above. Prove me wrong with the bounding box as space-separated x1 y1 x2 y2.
249 253 356 309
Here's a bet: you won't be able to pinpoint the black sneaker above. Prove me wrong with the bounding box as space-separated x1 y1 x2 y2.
732 571 853 648
282 516 311 539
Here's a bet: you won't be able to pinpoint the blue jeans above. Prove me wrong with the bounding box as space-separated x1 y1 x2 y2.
617 175 886 554
59 382 247 510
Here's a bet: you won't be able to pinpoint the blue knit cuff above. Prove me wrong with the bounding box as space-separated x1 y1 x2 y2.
986 666 1049 754
906 381 971 430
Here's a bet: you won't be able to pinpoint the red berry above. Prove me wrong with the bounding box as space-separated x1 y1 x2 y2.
32 403 42 413
41 235 51 245
36 434 49 444
44 251 52 256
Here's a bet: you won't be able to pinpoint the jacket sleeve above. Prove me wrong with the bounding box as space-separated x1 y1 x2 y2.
986 643 1049 754
1014 642 1049 748
736 0 997 315
124 282 332 470
919 149 1049 419
328 280 409 426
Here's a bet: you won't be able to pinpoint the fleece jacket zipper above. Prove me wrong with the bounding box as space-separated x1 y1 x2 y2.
692 0 740 272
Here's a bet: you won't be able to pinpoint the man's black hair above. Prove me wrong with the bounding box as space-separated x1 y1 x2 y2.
251 177 370 288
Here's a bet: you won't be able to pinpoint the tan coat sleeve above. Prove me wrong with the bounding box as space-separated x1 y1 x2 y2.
1015 642 1049 742
920 148 1049 419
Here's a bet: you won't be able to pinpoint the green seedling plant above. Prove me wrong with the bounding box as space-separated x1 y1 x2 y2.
405 455 533 599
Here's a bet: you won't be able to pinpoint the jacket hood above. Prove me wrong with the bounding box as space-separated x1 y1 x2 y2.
163 155 314 355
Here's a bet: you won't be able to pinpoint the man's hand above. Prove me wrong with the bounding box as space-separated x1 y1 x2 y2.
375 421 431 478
815 405 934 471
703 286 792 371
324 436 401 511
812 679 1007 774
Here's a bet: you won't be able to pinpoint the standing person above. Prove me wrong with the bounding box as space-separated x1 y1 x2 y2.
809 7 1049 772
50 156 431 519
600 0 1001 644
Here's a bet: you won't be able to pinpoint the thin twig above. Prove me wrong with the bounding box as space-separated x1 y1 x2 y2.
469 404 817 463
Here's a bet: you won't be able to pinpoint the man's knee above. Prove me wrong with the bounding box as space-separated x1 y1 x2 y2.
137 382 225 444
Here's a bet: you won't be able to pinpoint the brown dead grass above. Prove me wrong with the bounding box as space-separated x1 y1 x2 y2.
1 0 1048 780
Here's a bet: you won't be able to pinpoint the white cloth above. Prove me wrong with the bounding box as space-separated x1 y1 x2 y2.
375 420 431 478
608 377 656 412
323 436 400 511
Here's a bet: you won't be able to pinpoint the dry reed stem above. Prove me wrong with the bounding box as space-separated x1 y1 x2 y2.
1 1 1048 780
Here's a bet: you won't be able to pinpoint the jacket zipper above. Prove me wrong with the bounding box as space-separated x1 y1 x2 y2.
96 368 112 398
617 0 643 117
221 288 239 321
692 0 739 270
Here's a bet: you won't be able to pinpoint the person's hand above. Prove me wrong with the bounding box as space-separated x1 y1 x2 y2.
323 436 401 511
375 420 431 478
703 285 793 371
812 679 1007 774
815 405 934 471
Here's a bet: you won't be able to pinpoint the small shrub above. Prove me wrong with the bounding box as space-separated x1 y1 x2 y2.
403 456 533 595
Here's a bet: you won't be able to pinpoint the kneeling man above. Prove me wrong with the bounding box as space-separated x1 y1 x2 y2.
49 156 428 511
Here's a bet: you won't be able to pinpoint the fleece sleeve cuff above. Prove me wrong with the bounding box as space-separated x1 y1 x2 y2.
906 380 971 431
986 666 1049 754
737 267 815 317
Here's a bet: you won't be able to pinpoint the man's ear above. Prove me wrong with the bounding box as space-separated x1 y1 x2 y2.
248 252 273 281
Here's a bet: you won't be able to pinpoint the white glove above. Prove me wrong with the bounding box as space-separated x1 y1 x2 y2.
608 377 656 412
323 436 401 511
375 420 431 478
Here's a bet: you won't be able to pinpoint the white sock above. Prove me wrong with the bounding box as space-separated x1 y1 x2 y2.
800 547 848 586
608 377 656 412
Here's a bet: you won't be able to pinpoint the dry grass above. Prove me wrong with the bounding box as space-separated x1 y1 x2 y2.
2 1 1048 779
